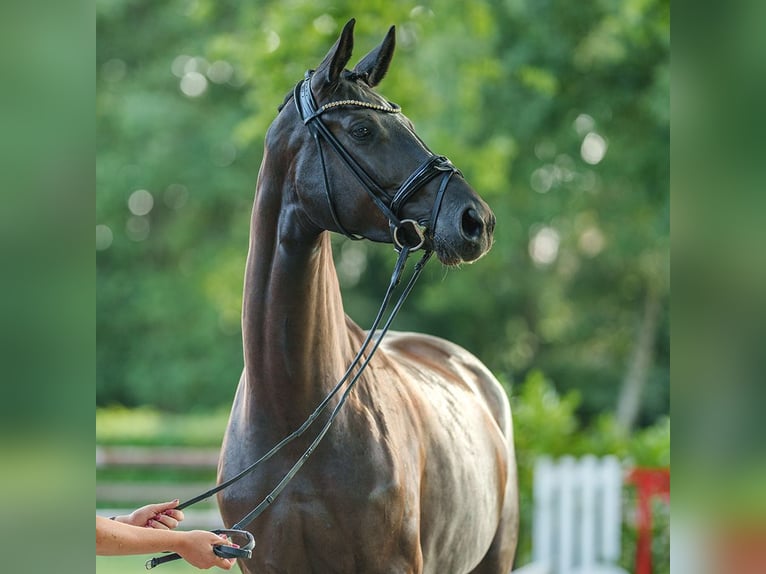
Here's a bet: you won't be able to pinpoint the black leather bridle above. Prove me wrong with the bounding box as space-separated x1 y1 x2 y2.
295 70 460 251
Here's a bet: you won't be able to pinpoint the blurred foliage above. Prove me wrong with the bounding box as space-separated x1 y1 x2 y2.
512 372 669 468
96 405 229 446
97 0 668 428
510 370 669 569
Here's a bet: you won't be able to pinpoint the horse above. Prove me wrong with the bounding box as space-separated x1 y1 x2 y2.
217 19 518 574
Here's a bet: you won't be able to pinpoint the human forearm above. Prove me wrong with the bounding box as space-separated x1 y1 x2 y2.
96 516 182 556
95 516 235 569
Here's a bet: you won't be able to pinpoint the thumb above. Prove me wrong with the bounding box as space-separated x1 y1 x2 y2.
215 533 235 547
151 499 180 512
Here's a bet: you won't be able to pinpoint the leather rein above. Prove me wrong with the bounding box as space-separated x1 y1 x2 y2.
146 71 459 568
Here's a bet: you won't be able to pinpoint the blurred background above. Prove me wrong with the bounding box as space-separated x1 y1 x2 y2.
97 0 669 572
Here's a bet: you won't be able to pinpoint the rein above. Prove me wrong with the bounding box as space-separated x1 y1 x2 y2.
146 246 430 569
146 70 455 568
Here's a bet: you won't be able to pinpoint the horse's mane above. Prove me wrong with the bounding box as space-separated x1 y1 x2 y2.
277 88 295 112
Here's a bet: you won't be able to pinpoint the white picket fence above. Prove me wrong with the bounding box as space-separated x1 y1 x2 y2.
515 455 628 574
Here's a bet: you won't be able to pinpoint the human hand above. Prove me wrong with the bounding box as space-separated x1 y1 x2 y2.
116 499 185 529
175 531 238 570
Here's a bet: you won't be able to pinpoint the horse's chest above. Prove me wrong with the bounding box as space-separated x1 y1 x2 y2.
221 431 419 572
236 475 417 573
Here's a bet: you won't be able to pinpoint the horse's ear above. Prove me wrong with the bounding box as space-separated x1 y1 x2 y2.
315 18 355 85
352 25 396 88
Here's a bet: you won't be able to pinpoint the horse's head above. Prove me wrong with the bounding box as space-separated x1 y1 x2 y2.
272 19 495 266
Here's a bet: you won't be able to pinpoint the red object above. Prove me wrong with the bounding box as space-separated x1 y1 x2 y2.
713 524 766 574
626 468 670 574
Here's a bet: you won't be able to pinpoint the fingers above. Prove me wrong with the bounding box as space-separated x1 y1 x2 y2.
162 508 184 521
213 533 235 548
143 500 184 529
214 540 236 571
181 532 238 569
149 499 180 513
146 513 180 530
214 536 237 570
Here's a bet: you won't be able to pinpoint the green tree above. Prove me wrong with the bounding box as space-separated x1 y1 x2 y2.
97 0 669 427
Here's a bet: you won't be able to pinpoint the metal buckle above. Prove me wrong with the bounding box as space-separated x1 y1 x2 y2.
393 219 427 252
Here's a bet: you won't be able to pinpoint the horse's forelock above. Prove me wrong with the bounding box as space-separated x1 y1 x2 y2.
342 69 369 84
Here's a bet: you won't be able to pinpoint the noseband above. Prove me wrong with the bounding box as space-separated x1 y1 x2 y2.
294 70 460 251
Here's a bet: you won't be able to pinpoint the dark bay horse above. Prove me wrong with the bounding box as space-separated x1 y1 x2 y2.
218 20 518 574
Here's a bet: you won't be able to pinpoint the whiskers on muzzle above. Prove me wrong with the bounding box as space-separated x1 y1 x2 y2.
432 201 494 266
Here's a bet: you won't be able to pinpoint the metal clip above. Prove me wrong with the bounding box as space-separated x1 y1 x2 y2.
393 219 427 252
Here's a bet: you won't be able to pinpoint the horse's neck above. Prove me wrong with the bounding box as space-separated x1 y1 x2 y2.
242 163 353 426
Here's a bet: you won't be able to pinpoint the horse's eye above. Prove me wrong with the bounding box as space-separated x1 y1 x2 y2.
351 125 371 140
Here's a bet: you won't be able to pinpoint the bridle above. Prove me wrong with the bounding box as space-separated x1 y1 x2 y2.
295 69 460 251
146 71 462 569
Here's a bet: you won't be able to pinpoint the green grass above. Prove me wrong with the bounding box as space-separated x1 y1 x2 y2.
97 467 217 483
97 554 199 574
97 406 230 447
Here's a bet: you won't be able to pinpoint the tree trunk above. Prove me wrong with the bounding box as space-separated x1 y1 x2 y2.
616 285 662 430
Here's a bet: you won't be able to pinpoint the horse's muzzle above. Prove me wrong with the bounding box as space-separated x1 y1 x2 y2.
434 199 495 266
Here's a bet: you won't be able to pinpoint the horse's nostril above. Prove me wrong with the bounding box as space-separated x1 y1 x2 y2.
461 208 484 240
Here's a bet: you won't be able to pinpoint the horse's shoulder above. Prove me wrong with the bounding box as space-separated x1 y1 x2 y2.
381 331 511 432
382 330 475 362
381 330 487 373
